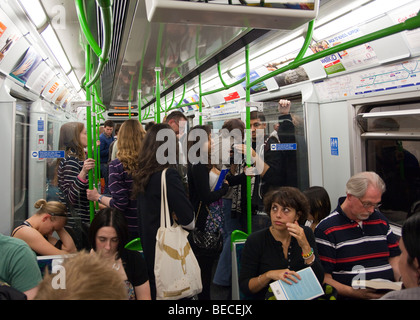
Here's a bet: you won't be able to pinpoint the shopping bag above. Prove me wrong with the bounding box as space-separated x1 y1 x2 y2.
154 168 202 300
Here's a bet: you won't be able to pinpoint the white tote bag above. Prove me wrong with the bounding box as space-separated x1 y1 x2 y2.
154 168 202 300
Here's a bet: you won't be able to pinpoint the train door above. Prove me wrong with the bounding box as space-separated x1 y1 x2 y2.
13 100 30 229
357 96 420 231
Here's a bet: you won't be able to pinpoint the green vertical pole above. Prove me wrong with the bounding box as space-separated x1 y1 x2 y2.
199 74 203 125
245 45 252 235
138 90 142 122
155 23 164 124
129 74 133 119
85 44 95 222
92 89 98 190
155 68 161 123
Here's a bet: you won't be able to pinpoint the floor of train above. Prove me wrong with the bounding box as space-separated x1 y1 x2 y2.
210 258 231 300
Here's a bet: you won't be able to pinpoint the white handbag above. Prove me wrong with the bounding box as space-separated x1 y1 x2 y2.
154 168 202 300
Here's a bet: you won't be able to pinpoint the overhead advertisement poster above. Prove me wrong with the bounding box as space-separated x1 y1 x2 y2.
389 2 420 55
237 70 268 95
0 8 21 64
264 51 310 87
9 46 43 84
311 27 378 75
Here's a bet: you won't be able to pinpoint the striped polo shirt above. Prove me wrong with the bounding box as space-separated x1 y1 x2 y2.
314 197 400 286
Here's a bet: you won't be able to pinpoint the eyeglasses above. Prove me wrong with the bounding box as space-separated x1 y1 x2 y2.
356 197 382 209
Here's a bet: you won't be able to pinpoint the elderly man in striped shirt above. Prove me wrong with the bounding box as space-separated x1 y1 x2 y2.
315 172 401 299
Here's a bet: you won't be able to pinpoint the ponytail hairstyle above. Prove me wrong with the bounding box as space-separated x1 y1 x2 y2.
34 199 68 221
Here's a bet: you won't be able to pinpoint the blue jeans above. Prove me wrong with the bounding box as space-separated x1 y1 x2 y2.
213 198 241 286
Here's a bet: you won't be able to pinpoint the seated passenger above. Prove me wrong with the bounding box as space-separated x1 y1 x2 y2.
89 208 151 300
381 212 420 300
34 250 127 300
0 233 42 299
239 187 324 300
11 199 77 256
303 186 331 231
315 171 401 299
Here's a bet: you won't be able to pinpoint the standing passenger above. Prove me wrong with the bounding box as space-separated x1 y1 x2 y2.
99 120 114 194
57 122 95 249
212 119 245 293
187 125 229 300
87 119 146 240
132 123 195 299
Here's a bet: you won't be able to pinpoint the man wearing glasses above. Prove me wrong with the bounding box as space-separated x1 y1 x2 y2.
315 171 401 299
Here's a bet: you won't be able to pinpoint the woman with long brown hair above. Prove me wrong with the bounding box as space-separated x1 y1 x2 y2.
57 122 95 249
87 119 146 239
187 124 229 300
132 123 195 299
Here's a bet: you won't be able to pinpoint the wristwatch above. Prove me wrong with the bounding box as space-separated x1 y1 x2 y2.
98 195 104 203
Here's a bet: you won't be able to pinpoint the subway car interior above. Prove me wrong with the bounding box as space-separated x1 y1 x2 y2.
0 0 420 301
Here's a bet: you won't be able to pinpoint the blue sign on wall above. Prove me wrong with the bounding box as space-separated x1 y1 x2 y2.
38 150 65 159
270 143 297 151
38 119 44 132
330 137 339 156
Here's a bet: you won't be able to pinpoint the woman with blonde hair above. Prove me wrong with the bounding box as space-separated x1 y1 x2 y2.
87 119 146 239
12 199 77 255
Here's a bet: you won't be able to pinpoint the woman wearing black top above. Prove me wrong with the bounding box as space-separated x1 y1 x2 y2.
89 208 151 300
187 125 229 300
132 123 195 300
239 187 324 300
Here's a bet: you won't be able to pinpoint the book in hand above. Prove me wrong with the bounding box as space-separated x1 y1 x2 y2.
269 267 324 300
214 168 229 191
352 279 402 291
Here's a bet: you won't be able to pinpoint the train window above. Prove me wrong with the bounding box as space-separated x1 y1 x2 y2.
359 103 420 226
259 97 309 191
14 108 29 228
204 96 309 191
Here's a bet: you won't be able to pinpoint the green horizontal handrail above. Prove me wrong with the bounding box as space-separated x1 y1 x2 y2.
247 12 420 89
201 62 246 97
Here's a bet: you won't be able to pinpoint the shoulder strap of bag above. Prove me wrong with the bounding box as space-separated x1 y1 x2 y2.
196 201 220 229
160 168 171 228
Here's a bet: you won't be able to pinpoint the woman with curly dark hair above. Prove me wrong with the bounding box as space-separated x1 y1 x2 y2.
239 186 324 299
